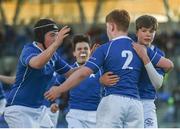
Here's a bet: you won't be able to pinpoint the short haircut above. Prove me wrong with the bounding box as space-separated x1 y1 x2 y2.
72 34 91 50
105 9 130 32
135 15 158 31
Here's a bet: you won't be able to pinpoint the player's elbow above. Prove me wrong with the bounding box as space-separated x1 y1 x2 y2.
164 60 174 72
29 62 44 69
169 60 174 70
29 60 44 69
79 66 93 79
80 70 90 78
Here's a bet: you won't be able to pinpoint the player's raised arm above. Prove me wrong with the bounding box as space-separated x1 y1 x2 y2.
29 25 70 69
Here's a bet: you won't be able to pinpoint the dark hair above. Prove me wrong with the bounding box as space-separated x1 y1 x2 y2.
105 9 130 32
72 34 91 50
135 15 158 31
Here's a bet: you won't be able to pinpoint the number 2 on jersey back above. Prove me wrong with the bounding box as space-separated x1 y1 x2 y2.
121 50 133 69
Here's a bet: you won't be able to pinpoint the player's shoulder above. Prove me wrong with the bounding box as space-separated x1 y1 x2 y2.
21 43 35 54
22 42 40 53
101 40 112 47
93 41 111 52
150 45 165 56
23 42 34 49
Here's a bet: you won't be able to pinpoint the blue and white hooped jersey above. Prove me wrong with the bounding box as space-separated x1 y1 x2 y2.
69 62 102 111
7 42 72 108
85 36 162 99
138 45 165 100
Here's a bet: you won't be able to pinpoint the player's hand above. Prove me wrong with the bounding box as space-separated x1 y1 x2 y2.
50 103 59 113
90 43 100 55
55 26 70 46
100 72 119 86
133 43 148 58
133 43 150 64
44 86 61 101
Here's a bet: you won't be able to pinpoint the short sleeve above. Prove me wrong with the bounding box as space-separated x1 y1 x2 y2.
20 45 39 66
85 46 105 73
155 48 165 76
147 47 162 65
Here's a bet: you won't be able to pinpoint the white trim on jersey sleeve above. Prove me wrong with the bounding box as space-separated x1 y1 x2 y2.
20 56 26 66
150 52 157 62
86 60 101 72
25 53 38 66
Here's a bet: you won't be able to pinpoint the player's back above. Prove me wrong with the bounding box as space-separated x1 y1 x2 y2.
102 36 143 98
86 36 161 99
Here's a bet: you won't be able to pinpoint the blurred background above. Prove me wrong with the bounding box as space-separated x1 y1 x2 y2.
0 0 180 127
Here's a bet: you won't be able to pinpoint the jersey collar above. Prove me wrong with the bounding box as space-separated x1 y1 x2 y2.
112 35 132 41
32 42 43 52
